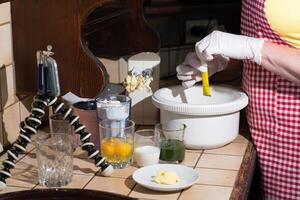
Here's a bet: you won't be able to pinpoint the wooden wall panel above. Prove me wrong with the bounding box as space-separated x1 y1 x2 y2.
11 0 160 98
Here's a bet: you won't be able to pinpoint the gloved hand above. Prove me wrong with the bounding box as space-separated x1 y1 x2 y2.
195 30 264 64
176 52 229 88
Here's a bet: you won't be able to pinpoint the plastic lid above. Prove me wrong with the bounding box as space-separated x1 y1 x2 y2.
152 85 248 116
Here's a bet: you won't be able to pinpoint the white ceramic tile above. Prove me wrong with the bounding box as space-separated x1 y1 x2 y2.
0 2 11 24
204 143 248 156
107 165 137 179
179 185 232 200
0 186 29 194
7 168 38 188
195 168 238 187
73 157 100 175
1 65 18 109
19 95 33 121
2 102 21 146
233 133 249 143
85 176 135 196
0 23 13 66
197 154 243 170
0 149 27 165
181 152 201 167
16 151 37 168
130 184 180 200
35 174 93 189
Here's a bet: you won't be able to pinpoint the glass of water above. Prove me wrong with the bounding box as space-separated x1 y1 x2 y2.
49 113 71 134
96 94 131 128
35 133 73 187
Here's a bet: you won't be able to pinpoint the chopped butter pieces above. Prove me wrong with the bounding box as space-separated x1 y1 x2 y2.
153 170 180 185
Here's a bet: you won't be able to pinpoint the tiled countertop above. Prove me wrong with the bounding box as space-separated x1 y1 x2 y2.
0 132 253 200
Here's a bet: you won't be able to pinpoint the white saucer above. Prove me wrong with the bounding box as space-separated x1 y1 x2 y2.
132 164 199 192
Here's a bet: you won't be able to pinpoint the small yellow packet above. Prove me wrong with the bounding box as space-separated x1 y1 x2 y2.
199 64 211 96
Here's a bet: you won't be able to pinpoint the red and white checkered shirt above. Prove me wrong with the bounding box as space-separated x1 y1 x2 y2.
241 0 300 199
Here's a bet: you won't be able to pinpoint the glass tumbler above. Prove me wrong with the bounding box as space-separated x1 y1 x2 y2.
134 129 160 167
35 133 73 187
49 113 78 149
96 94 131 128
155 121 186 164
99 119 135 169
49 113 71 134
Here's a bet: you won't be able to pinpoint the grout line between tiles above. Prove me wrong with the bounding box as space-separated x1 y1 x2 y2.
0 63 13 68
185 150 203 154
5 185 34 189
80 164 103 189
81 174 96 189
202 152 245 157
32 183 39 189
72 172 98 176
10 152 27 164
232 139 249 143
126 182 137 197
194 183 233 188
0 21 10 26
94 175 133 180
195 167 239 172
193 151 203 168
0 100 19 112
176 189 184 200
231 142 249 144
195 166 240 171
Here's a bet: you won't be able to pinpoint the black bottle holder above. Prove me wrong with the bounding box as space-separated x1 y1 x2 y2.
0 95 113 190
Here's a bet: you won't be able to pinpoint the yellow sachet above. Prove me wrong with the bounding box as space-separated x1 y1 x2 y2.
200 65 211 96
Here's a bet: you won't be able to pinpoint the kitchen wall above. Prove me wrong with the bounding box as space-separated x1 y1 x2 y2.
0 2 32 153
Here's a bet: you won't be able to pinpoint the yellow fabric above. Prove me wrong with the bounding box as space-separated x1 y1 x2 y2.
265 0 300 48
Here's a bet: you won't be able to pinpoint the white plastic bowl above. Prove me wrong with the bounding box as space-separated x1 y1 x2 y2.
152 85 248 149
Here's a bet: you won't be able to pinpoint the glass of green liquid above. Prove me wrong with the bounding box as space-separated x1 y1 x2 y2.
155 122 186 164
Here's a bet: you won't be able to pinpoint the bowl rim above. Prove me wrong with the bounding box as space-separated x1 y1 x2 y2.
152 84 248 116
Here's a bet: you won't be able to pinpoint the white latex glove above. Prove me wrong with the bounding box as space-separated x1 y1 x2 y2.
195 31 264 64
176 52 229 88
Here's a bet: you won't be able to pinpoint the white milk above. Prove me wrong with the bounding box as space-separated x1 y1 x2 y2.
134 146 160 167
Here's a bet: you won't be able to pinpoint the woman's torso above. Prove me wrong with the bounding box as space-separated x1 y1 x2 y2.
240 0 300 199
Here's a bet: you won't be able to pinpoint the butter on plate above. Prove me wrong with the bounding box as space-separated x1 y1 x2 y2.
152 170 180 185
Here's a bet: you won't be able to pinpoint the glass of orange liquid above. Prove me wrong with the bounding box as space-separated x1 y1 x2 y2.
99 119 135 169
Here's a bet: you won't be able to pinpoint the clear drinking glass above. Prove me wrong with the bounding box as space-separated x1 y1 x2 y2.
49 113 78 149
96 94 131 125
35 133 73 187
155 121 186 164
134 129 160 167
49 113 71 134
99 119 135 169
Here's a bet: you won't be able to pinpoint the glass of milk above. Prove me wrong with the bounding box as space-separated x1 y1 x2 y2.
134 129 160 167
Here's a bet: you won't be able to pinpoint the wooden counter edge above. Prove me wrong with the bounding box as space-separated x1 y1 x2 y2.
230 141 257 200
